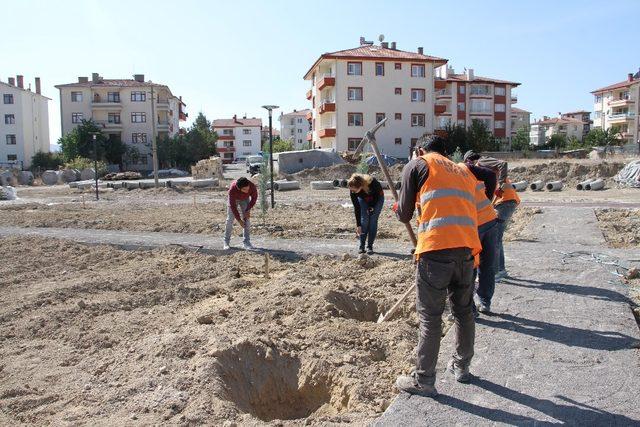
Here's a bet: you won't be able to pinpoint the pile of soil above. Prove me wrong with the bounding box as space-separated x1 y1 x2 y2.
0 236 426 425
509 161 625 187
283 164 405 183
594 208 640 248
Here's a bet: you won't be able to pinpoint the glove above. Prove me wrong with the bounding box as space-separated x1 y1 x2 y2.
391 202 398 213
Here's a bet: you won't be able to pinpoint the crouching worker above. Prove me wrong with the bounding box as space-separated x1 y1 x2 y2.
393 135 482 397
224 177 257 250
348 173 384 254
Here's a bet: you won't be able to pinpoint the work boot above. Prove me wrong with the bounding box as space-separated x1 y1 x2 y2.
358 247 366 254
395 372 437 397
446 360 471 383
223 243 230 251
366 247 374 255
477 303 490 314
495 270 508 281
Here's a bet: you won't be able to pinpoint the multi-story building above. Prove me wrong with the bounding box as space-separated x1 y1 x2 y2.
591 70 640 147
279 109 311 150
529 115 584 147
561 110 591 137
511 107 531 135
56 73 186 171
434 66 520 144
213 115 262 163
304 37 447 158
260 126 280 147
0 75 50 169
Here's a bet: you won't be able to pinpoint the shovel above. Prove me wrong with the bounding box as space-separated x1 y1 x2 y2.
352 119 417 323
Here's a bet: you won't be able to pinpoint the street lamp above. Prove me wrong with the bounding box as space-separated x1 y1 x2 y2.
88 131 101 200
261 105 279 208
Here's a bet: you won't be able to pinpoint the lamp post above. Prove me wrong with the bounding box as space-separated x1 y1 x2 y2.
261 105 279 208
149 84 159 188
88 132 101 200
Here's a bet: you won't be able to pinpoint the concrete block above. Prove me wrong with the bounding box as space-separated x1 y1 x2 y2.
310 180 334 190
276 149 345 174
191 178 218 188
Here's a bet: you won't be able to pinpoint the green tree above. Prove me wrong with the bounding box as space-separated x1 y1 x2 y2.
272 138 294 153
443 123 469 154
58 128 80 162
156 112 218 169
546 134 567 150
584 128 622 153
30 152 64 171
468 120 498 152
511 128 530 151
57 119 127 165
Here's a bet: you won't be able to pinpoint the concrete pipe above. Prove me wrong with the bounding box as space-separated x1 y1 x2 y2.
80 168 96 181
125 181 140 190
18 171 34 186
512 180 528 192
139 181 156 189
0 171 17 187
191 178 218 188
586 179 605 191
546 180 563 191
530 180 545 191
60 169 78 183
310 180 335 190
274 181 301 191
576 179 595 191
164 180 172 188
340 179 348 188
111 181 124 189
332 179 341 187
68 182 79 189
379 181 390 189
41 170 60 186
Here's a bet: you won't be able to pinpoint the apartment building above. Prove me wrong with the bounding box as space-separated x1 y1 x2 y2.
304 37 447 158
561 110 591 137
511 107 531 134
529 115 584 147
56 73 186 171
434 66 520 143
591 70 640 147
1 75 50 169
278 109 311 150
212 115 262 163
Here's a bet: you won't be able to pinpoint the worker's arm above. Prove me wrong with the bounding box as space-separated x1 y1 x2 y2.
350 191 362 226
228 189 241 222
467 164 497 200
477 156 508 186
396 158 428 224
246 182 258 211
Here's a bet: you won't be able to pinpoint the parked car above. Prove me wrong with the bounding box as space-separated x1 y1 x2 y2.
246 155 263 174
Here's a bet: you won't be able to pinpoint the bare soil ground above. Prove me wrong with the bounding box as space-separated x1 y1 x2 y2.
594 208 640 248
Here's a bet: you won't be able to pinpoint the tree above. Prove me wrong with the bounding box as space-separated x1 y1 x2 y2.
443 123 470 154
58 128 80 162
468 120 498 152
156 112 218 169
584 128 622 153
57 119 126 165
272 138 294 153
546 134 567 150
511 128 530 151
30 152 64 171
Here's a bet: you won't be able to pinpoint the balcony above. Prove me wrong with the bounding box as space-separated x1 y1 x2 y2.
94 120 123 130
608 112 636 123
91 100 122 109
620 131 633 139
219 133 234 140
156 99 170 109
306 131 312 141
319 128 336 138
608 97 634 107
511 94 518 104
319 100 336 114
218 146 236 153
317 74 335 91
305 111 313 121
434 105 447 115
306 89 312 100
157 120 170 130
435 90 452 99
434 79 447 90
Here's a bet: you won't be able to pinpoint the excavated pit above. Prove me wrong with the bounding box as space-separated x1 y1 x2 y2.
324 290 382 322
215 341 346 422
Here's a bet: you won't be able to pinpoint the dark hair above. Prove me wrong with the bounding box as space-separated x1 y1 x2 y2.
236 177 251 188
463 150 481 162
418 135 447 156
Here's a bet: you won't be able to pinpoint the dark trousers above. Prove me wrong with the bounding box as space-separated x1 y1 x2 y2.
415 248 475 385
358 196 384 249
474 219 499 307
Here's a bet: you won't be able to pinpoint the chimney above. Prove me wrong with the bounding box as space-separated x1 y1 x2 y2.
133 74 145 82
35 77 41 94
381 41 389 48
8 77 15 86
628 73 634 82
360 36 365 46
417 47 424 55
92 72 99 83
390 41 396 50
17 75 24 88
465 68 474 80
78 76 89 83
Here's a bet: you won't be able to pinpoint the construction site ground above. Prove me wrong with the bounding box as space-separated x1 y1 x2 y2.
1 158 639 425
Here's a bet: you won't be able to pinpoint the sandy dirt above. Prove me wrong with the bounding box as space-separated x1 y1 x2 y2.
594 208 640 248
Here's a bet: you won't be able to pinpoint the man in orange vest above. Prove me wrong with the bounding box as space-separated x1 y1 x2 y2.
393 136 482 397
464 151 520 280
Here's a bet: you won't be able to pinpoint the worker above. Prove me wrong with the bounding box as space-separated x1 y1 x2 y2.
463 151 520 280
223 177 257 251
459 160 499 314
393 136 482 397
347 173 385 254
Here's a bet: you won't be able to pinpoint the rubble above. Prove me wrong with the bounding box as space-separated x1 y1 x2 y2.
191 156 224 180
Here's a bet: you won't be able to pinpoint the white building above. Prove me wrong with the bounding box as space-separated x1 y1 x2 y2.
279 109 311 150
591 70 640 148
529 116 584 146
1 75 50 169
212 115 263 163
510 107 531 134
56 73 186 171
304 37 447 158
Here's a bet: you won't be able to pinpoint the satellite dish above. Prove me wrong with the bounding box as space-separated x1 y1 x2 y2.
378 34 385 42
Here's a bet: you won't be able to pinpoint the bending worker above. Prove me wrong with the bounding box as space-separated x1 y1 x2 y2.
393 135 482 398
347 173 385 254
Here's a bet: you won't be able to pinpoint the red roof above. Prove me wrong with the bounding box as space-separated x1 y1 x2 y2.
304 44 447 79
511 107 531 113
535 117 583 125
591 78 638 94
213 117 262 128
444 74 520 87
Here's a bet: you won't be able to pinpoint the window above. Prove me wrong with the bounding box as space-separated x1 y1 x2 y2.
71 113 83 123
223 153 234 159
347 87 363 100
70 92 82 102
107 92 120 102
459 85 465 94
7 154 17 161
411 89 426 102
6 135 17 145
297 128 302 133
395 88 402 95
131 91 146 102
297 118 303 124
376 113 386 125
348 138 360 151
394 63 402 70
222 129 233 135
375 62 384 76
243 140 252 147
470 85 490 95
108 113 121 123
474 118 492 128
347 62 362 75
298 139 302 144
131 112 146 123
495 120 505 129
495 87 506 96
411 64 425 77
394 138 402 145
470 99 491 113
4 114 15 124
243 129 252 134
437 117 452 129
411 114 425 127
495 103 505 112
132 133 147 143
138 155 148 165
395 113 402 120
595 95 602 103
223 141 234 147
457 102 465 111
348 113 363 126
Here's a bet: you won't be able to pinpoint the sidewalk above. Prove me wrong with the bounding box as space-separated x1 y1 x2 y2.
375 206 640 425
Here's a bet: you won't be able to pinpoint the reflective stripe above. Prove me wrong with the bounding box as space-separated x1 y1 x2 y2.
476 183 485 191
420 188 475 205
418 215 476 233
476 199 492 210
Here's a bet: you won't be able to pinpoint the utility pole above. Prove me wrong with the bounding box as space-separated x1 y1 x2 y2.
262 105 279 208
88 132 100 200
150 84 159 188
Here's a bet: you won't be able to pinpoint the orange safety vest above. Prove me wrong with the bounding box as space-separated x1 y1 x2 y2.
459 163 498 226
494 177 521 206
414 153 482 258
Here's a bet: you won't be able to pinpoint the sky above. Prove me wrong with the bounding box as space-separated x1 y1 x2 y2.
2 0 640 147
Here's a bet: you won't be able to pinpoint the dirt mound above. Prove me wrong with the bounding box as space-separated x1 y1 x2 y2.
509 161 625 187
283 163 405 183
594 208 640 248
